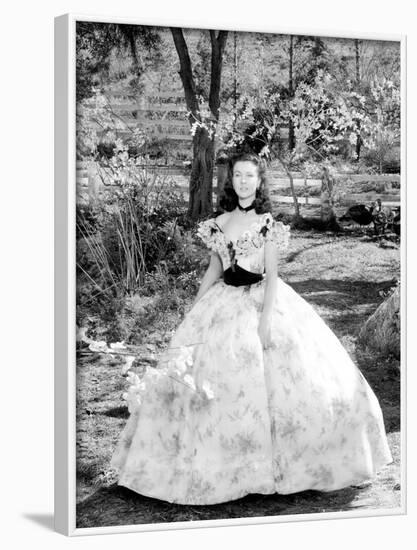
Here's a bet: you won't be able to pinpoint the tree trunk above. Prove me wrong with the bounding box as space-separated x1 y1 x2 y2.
288 171 300 218
188 127 215 219
171 28 227 221
208 30 228 119
358 286 400 358
354 39 362 161
355 129 362 161
279 156 300 218
302 172 309 205
320 166 337 226
233 31 238 117
288 35 295 151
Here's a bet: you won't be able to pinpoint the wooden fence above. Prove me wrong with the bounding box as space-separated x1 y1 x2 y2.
83 89 290 144
76 160 400 207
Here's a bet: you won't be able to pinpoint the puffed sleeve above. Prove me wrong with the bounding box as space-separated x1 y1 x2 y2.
261 214 290 250
196 218 221 251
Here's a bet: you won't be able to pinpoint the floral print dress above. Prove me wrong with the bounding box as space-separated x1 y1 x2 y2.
111 212 392 505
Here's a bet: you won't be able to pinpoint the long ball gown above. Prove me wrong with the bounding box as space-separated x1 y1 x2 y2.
110 212 392 505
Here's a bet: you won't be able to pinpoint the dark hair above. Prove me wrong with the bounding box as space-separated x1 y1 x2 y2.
218 152 272 214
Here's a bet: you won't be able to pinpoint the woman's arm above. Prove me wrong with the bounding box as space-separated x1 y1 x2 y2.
258 240 278 349
192 251 223 307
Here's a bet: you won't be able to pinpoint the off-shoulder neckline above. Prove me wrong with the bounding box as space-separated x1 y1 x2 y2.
212 212 272 244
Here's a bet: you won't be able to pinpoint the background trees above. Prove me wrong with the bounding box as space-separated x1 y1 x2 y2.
76 25 401 221
76 22 163 102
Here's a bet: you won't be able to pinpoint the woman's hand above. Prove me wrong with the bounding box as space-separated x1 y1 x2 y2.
258 314 272 350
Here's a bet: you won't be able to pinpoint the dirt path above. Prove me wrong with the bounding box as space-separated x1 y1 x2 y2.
76 230 402 529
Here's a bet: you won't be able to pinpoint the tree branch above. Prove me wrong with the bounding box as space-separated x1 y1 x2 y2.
209 30 228 119
170 28 200 119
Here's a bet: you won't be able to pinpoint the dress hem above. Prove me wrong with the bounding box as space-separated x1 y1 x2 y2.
115 466 390 506
117 480 277 506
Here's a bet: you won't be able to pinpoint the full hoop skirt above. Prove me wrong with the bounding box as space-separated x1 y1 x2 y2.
111 277 392 505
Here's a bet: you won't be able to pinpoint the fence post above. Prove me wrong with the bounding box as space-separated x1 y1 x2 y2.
87 161 101 202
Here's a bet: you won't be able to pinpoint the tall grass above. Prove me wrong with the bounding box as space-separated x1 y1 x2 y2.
76 164 187 299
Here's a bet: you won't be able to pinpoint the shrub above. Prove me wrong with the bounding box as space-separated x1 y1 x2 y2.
361 146 400 174
76 157 189 297
76 203 104 238
75 154 207 341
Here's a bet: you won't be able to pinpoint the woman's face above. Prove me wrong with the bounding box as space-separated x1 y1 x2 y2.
232 161 260 201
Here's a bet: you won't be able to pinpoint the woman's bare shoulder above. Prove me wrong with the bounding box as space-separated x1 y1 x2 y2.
215 211 233 228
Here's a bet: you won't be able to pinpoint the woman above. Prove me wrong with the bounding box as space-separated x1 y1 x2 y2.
111 152 392 505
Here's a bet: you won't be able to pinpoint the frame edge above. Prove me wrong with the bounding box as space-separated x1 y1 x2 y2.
54 13 76 537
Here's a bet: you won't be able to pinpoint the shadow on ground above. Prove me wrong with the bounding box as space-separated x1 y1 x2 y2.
290 278 396 337
23 514 55 532
76 484 376 529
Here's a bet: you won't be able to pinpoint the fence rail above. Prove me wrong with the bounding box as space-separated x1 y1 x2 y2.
75 161 400 208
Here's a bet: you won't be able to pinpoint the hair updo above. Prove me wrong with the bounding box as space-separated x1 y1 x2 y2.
218 152 272 214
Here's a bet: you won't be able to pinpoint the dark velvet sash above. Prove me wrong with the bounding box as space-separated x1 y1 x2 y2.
223 264 264 287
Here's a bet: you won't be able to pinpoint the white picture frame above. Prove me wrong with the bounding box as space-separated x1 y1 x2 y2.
54 13 407 536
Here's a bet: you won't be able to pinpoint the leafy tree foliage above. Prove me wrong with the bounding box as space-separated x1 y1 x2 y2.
76 22 162 101
76 24 401 220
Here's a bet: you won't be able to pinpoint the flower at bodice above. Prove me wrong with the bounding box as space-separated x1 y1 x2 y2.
197 213 290 271
196 218 227 254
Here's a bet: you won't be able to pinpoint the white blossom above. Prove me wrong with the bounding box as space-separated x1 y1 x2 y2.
89 340 109 353
110 341 127 350
183 374 196 391
202 380 215 400
121 355 136 375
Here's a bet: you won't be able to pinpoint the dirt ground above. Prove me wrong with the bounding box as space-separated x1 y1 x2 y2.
76 224 402 529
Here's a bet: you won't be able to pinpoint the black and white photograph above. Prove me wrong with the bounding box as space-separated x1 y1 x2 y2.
4 0 417 547
58 14 404 534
